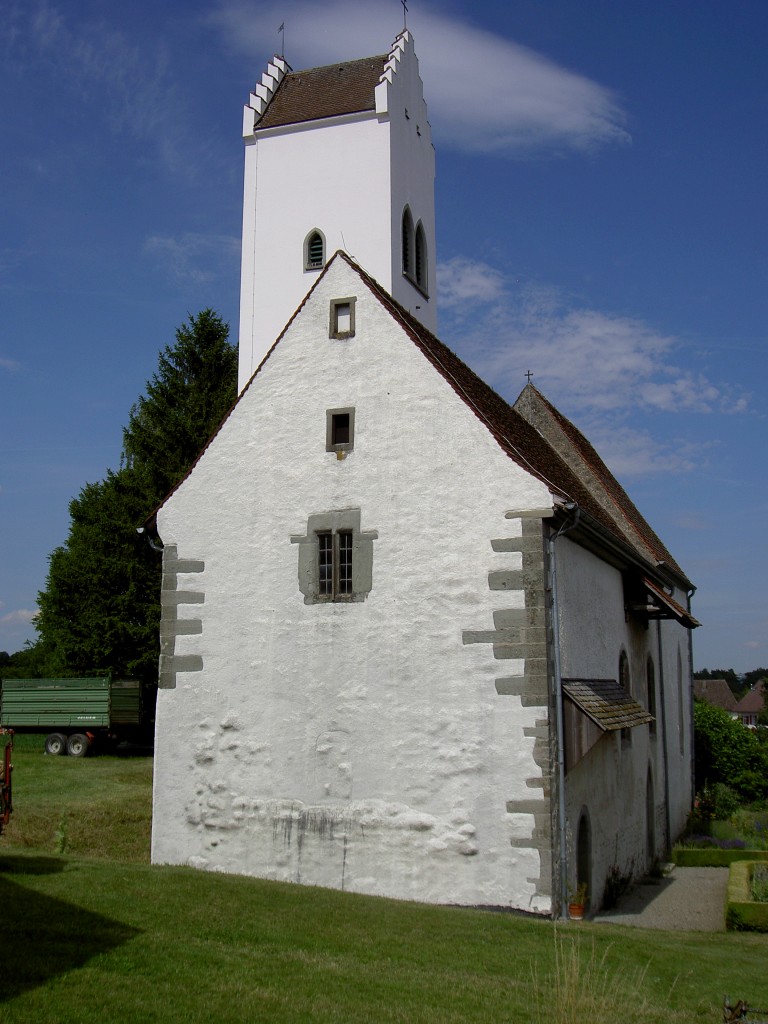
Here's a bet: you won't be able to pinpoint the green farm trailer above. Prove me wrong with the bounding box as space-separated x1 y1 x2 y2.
0 678 150 757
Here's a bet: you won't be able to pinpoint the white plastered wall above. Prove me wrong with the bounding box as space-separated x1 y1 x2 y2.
554 536 694 905
153 258 553 911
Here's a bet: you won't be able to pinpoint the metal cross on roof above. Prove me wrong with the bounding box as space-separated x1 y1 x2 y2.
401 0 408 30
525 370 534 384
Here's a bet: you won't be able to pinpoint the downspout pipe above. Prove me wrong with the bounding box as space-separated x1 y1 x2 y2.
656 619 672 852
548 502 580 919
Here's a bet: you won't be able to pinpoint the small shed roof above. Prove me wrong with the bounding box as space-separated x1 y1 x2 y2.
562 678 654 731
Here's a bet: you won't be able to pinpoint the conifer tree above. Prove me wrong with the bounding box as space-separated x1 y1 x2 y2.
34 310 236 683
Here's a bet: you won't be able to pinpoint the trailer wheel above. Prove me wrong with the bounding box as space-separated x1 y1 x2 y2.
66 733 90 758
44 733 68 756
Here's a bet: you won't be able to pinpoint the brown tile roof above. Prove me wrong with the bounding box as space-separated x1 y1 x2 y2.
562 678 655 731
513 384 688 582
642 577 700 627
693 678 738 711
734 682 766 715
336 254 691 586
257 55 387 129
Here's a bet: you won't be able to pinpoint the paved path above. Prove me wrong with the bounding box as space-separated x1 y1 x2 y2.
593 866 729 931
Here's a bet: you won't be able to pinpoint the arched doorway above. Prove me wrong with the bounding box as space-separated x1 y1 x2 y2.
577 810 591 908
646 767 656 867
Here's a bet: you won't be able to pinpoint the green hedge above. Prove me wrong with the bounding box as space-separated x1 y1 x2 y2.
673 848 768 867
726 861 768 932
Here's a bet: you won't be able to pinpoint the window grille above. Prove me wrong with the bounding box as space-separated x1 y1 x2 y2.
317 531 353 600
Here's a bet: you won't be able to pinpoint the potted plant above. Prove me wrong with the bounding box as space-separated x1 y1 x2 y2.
568 882 588 920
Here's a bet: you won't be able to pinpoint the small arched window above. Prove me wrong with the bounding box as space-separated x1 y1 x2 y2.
619 650 630 692
646 656 657 737
619 650 632 749
414 222 428 294
401 207 413 279
304 229 325 271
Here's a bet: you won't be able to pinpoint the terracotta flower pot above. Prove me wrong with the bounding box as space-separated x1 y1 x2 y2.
568 903 585 920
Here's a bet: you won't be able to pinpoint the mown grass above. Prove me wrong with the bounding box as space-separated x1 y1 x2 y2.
1 738 767 1023
3 732 152 861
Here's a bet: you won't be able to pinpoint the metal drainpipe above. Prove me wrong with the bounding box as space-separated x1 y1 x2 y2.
547 504 579 919
686 588 697 809
656 619 672 852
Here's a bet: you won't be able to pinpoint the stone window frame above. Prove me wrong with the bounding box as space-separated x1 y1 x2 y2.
329 296 356 339
326 406 355 455
291 508 377 605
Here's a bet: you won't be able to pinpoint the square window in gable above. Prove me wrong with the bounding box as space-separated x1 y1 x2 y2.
329 297 356 339
326 407 355 454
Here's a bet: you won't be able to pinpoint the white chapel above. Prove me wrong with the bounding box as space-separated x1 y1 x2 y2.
149 30 698 917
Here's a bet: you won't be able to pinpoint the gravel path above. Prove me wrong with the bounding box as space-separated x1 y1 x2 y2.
593 866 729 931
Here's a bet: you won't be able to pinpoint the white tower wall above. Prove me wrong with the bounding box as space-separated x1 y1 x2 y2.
238 31 436 392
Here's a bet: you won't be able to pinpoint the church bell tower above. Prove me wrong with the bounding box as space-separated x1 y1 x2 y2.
237 30 436 391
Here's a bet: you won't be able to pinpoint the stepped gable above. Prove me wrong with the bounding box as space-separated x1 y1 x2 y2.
257 54 388 129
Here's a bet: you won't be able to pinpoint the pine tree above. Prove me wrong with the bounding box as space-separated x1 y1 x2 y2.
34 310 237 683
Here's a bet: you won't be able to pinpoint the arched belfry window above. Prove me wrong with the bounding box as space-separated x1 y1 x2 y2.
304 229 325 271
414 221 428 294
401 207 414 279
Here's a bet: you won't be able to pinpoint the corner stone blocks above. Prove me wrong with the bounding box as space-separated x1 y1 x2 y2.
463 515 553 898
159 544 205 690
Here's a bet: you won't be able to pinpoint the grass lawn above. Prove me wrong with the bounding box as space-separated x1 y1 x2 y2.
3 733 152 861
1 736 767 1023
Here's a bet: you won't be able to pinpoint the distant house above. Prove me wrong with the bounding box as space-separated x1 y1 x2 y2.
693 678 737 714
733 682 766 729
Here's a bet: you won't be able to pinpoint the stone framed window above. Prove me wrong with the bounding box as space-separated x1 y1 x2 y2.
291 509 377 604
329 297 355 339
326 407 355 455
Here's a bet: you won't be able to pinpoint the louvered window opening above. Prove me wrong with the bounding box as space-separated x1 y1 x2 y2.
307 232 324 269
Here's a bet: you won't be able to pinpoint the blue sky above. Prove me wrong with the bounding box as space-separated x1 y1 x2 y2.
1 0 766 672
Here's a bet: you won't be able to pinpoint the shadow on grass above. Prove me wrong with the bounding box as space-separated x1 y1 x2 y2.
0 862 140 1004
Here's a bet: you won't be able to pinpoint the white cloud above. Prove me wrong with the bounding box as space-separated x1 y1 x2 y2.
209 0 629 156
436 258 748 477
145 233 241 286
437 256 506 309
0 356 20 371
0 609 38 627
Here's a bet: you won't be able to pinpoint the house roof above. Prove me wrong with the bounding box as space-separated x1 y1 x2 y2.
693 678 737 711
562 678 655 731
332 254 692 589
148 252 695 601
256 55 387 130
734 682 766 715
